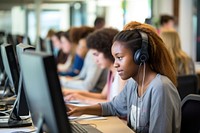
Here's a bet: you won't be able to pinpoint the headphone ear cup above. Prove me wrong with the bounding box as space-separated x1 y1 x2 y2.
134 49 149 65
134 49 141 65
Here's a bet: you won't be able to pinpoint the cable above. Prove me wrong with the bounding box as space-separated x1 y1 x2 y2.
136 63 146 133
135 63 142 133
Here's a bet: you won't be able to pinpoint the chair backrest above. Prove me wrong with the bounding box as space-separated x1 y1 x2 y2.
181 94 200 133
177 74 198 100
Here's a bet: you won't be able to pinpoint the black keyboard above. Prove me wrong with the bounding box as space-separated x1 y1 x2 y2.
71 123 88 133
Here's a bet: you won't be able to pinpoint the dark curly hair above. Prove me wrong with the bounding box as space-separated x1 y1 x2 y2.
86 28 119 62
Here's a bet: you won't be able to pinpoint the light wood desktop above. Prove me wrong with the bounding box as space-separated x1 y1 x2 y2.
0 116 134 133
77 116 134 133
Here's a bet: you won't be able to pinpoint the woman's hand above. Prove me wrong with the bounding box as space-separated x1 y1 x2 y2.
67 104 103 116
67 104 85 116
62 89 76 96
64 93 85 102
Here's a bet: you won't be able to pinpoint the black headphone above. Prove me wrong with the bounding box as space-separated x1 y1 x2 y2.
134 31 149 65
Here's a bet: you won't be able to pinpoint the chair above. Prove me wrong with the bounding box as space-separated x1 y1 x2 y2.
181 94 200 133
177 74 199 100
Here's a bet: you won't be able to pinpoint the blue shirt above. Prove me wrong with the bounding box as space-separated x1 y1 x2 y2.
58 54 84 77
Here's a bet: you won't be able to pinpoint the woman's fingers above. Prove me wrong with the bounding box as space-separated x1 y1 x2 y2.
66 105 84 116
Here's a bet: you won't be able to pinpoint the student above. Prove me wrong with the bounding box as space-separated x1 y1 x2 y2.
160 31 195 75
94 17 105 29
60 27 107 93
51 31 64 58
63 28 126 104
60 49 108 93
57 30 75 73
59 26 95 77
67 21 181 133
159 14 175 34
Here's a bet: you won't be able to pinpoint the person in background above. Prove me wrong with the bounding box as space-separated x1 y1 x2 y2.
57 30 75 73
159 14 175 34
51 31 64 59
66 21 181 133
46 29 55 39
60 48 108 93
160 31 195 75
59 26 95 77
94 17 105 30
63 28 126 105
60 26 107 93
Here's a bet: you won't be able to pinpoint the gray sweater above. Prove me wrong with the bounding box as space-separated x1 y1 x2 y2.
61 50 107 91
100 74 181 133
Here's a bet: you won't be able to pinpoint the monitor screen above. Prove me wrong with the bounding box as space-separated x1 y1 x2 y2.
16 43 35 67
19 51 71 133
1 44 19 94
0 43 33 127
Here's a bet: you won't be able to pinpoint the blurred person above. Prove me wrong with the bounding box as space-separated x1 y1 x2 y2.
57 30 75 73
60 48 108 93
94 17 105 29
51 31 64 58
160 31 195 75
46 29 55 39
63 28 126 105
59 26 95 77
66 21 181 133
159 14 175 34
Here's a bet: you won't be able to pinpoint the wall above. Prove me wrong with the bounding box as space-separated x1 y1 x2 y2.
0 11 11 33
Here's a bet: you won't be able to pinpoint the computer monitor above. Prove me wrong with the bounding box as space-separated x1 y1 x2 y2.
16 43 35 66
19 51 72 133
0 43 32 127
44 38 53 55
22 36 32 46
1 44 19 94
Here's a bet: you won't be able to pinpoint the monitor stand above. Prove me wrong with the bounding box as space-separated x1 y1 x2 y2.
36 117 45 133
0 74 32 127
0 76 15 105
0 96 32 127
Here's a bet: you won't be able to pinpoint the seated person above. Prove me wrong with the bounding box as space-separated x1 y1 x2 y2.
51 31 65 60
160 31 195 75
59 26 95 77
63 28 127 104
57 30 75 72
60 49 108 93
94 17 105 29
159 14 176 34
66 21 181 133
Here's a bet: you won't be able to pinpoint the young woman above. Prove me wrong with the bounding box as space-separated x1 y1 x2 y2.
59 26 95 77
57 30 75 73
63 28 126 104
160 31 195 75
67 21 181 133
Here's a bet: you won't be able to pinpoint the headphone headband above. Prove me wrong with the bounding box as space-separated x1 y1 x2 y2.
133 31 149 65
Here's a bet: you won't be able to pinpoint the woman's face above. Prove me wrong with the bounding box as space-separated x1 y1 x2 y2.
112 41 139 80
91 49 112 69
61 36 72 54
51 35 61 49
76 39 88 58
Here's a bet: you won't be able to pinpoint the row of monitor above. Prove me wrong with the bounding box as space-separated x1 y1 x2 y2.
0 43 72 132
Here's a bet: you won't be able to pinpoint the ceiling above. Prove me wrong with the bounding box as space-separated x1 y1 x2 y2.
0 0 85 10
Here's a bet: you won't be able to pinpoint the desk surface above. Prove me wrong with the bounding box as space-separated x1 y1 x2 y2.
78 116 134 133
0 116 134 133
